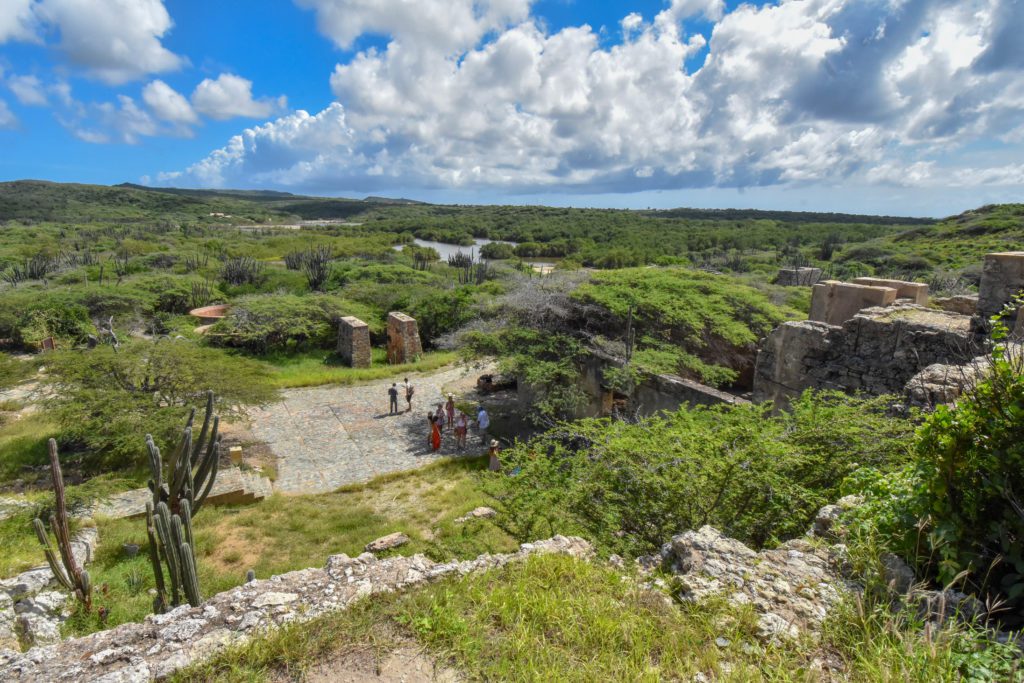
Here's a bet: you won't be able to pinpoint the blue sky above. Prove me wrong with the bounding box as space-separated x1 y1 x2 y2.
1 0 1022 217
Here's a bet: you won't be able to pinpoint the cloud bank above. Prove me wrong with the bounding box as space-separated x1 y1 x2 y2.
145 0 1024 194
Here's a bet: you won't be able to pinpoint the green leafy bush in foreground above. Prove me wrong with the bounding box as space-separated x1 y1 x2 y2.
846 324 1024 619
486 390 914 556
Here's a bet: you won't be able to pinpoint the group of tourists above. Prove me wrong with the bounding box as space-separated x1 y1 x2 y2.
386 378 491 454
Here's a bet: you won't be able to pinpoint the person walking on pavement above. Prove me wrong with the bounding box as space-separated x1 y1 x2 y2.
445 394 456 428
435 402 446 432
404 377 415 412
388 383 399 415
454 410 468 450
430 412 442 451
475 406 490 444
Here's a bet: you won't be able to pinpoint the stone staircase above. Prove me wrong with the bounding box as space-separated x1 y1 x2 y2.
95 466 273 519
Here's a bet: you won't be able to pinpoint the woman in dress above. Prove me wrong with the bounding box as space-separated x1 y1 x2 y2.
430 411 442 451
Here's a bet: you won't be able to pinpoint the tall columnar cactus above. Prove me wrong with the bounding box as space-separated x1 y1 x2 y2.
33 438 92 610
147 390 221 518
146 499 202 610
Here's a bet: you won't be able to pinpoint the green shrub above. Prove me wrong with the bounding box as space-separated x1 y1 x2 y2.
211 294 375 354
843 314 1024 614
487 390 913 555
479 242 515 259
44 340 276 470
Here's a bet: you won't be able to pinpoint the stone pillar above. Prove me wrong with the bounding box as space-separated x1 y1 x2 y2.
978 252 1024 321
337 316 371 368
809 281 897 326
386 312 423 364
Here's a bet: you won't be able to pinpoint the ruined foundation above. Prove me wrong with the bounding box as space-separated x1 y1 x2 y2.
337 316 371 368
774 267 822 286
977 252 1024 324
753 304 975 407
386 312 422 364
851 277 929 305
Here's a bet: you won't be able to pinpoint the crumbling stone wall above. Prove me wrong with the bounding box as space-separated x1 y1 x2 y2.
336 316 371 368
386 312 422 364
0 536 592 682
753 304 976 406
978 252 1024 325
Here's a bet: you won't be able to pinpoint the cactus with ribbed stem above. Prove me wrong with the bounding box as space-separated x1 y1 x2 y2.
147 390 221 518
146 499 202 610
33 439 92 610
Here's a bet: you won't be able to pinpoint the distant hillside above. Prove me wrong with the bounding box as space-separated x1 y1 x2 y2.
645 207 934 225
0 180 286 223
835 203 1024 275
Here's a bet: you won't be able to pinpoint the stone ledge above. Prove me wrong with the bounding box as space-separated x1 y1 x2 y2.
0 536 592 682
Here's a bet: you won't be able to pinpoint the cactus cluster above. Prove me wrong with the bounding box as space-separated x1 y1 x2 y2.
145 500 201 610
143 390 221 612
146 390 221 518
33 439 92 610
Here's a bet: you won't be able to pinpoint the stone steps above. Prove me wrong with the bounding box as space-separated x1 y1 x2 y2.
95 466 274 519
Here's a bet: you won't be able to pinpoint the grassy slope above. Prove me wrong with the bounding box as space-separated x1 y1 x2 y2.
254 349 458 389
839 203 1024 273
173 552 1014 683
63 456 514 636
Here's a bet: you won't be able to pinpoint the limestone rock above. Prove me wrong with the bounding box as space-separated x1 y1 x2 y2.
364 532 410 553
662 526 846 642
932 294 977 316
455 507 496 523
808 494 862 540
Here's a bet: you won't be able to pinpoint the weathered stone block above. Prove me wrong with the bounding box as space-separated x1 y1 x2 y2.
752 320 833 407
978 252 1024 320
932 294 977 316
386 312 422 365
774 267 822 286
809 280 897 326
852 277 928 305
336 316 371 368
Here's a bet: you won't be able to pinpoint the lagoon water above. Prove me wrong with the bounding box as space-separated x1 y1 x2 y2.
395 237 556 273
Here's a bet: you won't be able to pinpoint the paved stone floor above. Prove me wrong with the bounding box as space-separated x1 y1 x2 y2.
248 365 491 494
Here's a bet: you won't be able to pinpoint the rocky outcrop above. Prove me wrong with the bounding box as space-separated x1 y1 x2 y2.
0 536 592 682
661 527 848 641
0 527 98 651
753 304 977 407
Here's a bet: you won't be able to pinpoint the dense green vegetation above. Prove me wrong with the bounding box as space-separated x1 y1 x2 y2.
485 392 913 556
1 181 1022 674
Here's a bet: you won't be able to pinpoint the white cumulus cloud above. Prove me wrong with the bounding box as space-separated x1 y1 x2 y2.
23 0 184 84
0 0 39 43
143 79 197 125
162 0 1024 196
7 74 48 106
191 74 286 121
0 99 17 129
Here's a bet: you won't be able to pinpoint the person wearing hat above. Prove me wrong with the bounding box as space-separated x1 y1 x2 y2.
488 440 501 472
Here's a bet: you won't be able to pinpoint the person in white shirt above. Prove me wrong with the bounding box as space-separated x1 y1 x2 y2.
475 406 490 444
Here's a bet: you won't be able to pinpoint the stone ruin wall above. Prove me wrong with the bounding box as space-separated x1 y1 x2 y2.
336 316 371 368
753 305 976 407
386 312 422 365
754 252 1024 408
